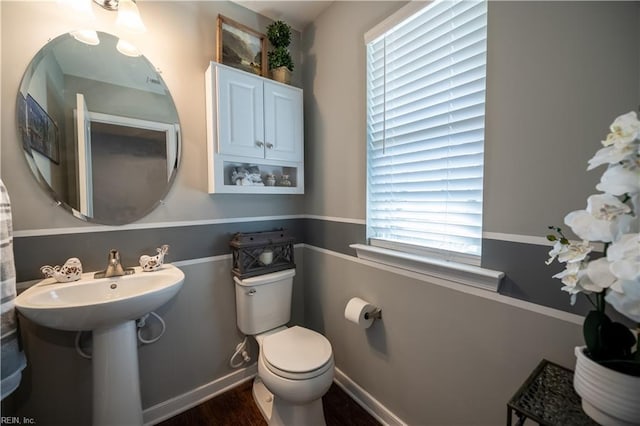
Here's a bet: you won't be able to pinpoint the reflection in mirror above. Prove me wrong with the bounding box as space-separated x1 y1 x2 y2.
17 31 180 225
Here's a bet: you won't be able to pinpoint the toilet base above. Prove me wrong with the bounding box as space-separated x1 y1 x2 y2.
252 377 327 426
252 377 274 421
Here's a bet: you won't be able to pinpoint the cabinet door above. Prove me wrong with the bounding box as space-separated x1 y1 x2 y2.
264 81 303 162
217 67 265 158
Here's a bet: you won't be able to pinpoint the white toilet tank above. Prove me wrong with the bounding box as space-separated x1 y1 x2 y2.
234 269 295 335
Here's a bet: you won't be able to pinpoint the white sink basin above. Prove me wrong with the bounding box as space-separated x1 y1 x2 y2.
15 263 185 331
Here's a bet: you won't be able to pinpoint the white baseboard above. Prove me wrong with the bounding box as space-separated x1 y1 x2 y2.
333 367 407 426
143 364 258 425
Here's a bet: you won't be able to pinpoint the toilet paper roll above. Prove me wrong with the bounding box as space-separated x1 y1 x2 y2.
344 297 375 329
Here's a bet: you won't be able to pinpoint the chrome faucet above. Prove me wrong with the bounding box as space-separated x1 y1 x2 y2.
94 249 135 278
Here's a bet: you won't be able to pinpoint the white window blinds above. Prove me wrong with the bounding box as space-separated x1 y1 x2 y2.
366 0 487 262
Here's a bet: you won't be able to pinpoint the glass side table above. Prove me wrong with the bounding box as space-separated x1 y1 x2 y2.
507 359 599 425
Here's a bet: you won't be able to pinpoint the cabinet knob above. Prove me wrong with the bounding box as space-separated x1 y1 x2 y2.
266 142 274 149
255 141 264 147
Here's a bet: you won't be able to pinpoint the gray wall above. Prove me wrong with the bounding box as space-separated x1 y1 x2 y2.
301 0 639 424
303 248 583 425
1 1 305 231
13 250 305 425
2 0 639 425
303 0 640 232
483 1 640 236
1 1 307 425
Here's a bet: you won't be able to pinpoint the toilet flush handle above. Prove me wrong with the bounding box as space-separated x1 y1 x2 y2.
247 288 257 296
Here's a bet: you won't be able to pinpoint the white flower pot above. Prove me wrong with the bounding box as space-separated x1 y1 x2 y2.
573 346 640 426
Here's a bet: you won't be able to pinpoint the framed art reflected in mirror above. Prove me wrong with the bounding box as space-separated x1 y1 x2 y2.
19 94 60 164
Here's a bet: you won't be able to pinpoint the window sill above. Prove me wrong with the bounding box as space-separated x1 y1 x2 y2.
349 244 504 292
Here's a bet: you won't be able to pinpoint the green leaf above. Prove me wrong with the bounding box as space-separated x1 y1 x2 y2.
546 235 557 241
268 47 294 71
583 310 611 360
560 238 569 245
266 21 292 48
601 321 637 359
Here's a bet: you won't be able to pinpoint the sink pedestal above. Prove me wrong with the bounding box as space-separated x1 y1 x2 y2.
93 321 143 426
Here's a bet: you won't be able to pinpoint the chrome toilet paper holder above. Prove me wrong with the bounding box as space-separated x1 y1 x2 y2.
364 307 382 320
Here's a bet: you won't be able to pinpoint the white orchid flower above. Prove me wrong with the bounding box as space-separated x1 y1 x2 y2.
588 193 631 219
587 144 637 170
553 261 580 282
546 241 568 265
547 111 640 323
585 257 617 290
553 262 590 289
605 278 640 322
596 164 640 196
561 284 583 306
631 193 640 221
554 262 595 305
557 240 593 263
564 194 633 242
601 111 640 148
607 233 640 281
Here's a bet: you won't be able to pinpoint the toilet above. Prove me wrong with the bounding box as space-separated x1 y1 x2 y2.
234 269 334 426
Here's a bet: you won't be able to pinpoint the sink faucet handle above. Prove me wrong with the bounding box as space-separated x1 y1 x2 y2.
108 249 124 274
109 249 120 262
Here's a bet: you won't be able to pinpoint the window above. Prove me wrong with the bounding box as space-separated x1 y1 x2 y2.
365 0 488 265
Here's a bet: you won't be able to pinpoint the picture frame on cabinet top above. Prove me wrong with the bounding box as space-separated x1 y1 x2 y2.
216 15 268 77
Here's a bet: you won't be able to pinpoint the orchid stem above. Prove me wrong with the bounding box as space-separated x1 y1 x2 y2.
596 292 606 313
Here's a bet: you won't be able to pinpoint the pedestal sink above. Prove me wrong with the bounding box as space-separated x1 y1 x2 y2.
15 263 185 426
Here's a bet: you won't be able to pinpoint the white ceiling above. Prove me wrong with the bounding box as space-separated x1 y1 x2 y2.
231 1 335 31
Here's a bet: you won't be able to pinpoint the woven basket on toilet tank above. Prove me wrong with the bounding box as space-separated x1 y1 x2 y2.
229 229 295 279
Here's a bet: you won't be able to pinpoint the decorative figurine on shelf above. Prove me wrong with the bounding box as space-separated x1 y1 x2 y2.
40 257 83 282
265 173 276 186
139 245 169 272
231 166 264 186
278 174 292 187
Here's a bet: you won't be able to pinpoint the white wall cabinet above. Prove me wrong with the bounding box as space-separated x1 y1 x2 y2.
206 62 304 194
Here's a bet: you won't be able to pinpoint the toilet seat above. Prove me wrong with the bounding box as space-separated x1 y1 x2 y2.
262 326 333 380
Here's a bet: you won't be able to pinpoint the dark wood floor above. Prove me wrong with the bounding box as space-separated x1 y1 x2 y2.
158 380 380 426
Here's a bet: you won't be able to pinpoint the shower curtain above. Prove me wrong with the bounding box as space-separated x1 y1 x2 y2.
1 179 26 399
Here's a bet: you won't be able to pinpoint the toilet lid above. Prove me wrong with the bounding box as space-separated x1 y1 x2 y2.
262 326 333 374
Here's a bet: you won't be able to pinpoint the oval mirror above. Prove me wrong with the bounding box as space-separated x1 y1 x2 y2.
17 31 180 225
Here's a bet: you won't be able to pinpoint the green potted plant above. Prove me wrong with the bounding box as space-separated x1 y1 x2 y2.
545 111 640 425
266 20 293 84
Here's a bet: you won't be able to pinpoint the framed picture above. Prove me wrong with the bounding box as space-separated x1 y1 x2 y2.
17 94 28 150
216 14 267 76
25 94 60 164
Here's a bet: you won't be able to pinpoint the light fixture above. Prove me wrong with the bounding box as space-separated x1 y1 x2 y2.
116 0 146 33
71 30 100 46
93 0 146 34
92 0 119 10
58 0 99 45
116 39 141 57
